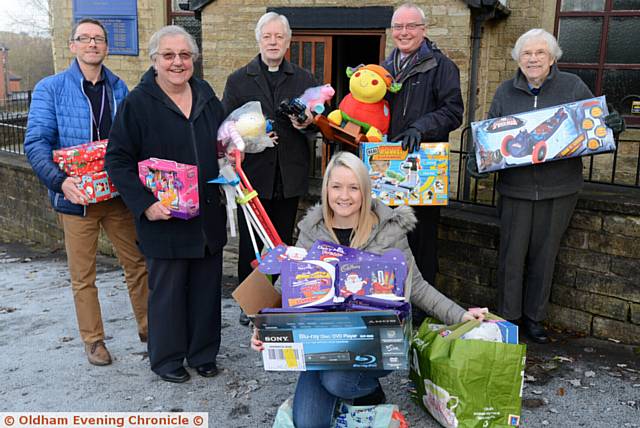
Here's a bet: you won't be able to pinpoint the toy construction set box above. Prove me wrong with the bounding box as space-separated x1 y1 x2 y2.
472 96 616 173
138 158 199 220
361 142 449 206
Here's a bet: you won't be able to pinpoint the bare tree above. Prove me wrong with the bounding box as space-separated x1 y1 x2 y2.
5 0 51 38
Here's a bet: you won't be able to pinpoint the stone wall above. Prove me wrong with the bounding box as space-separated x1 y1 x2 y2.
0 152 115 256
438 184 640 345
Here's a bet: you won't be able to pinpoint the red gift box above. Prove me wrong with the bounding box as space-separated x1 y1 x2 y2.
53 140 108 176
79 171 119 203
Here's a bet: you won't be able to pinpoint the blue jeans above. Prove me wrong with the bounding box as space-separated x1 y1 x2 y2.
292 370 389 428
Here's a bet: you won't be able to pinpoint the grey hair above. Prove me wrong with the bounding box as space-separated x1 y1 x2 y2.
392 3 427 25
511 29 563 61
149 25 199 61
254 12 292 42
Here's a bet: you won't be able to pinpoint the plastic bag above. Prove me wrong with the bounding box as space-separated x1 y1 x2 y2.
218 101 274 154
272 398 408 428
410 315 526 428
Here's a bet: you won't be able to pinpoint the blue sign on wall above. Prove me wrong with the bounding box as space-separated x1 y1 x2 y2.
72 0 138 56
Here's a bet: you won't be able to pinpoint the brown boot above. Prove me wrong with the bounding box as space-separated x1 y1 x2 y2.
85 341 112 366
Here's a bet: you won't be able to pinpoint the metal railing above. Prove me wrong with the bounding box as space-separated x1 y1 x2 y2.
0 91 30 155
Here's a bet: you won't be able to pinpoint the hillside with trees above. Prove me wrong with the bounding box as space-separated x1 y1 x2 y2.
0 31 54 91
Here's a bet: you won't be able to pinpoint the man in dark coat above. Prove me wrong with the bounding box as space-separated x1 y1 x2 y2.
222 12 317 324
382 3 464 325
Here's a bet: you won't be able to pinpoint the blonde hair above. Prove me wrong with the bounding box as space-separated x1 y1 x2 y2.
321 152 378 248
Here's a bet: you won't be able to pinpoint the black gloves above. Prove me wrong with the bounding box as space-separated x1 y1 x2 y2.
604 107 626 136
466 150 489 180
395 127 422 153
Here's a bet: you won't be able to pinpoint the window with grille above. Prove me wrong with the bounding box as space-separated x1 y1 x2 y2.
555 0 640 126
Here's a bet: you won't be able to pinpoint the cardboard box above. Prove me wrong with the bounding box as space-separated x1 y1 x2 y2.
138 158 199 220
361 142 449 206
472 96 616 173
80 171 119 203
232 269 410 371
53 140 108 176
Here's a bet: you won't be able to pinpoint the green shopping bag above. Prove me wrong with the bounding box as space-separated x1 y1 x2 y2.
409 315 526 428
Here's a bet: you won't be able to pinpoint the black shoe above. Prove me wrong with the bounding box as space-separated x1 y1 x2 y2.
196 362 219 378
239 311 250 326
352 385 386 406
159 367 190 383
520 317 550 344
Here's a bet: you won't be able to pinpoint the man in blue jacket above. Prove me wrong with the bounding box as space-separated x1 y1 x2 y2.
382 3 464 325
24 18 148 366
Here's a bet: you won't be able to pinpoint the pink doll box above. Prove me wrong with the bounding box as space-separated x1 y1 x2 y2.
138 158 199 220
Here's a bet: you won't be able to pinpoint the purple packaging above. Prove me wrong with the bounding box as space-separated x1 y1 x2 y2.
306 240 380 264
280 260 336 308
258 244 308 275
337 259 407 301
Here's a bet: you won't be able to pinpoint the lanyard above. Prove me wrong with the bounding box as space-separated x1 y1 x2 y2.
92 85 106 140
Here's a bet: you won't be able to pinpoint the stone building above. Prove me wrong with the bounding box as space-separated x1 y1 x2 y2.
8 0 637 343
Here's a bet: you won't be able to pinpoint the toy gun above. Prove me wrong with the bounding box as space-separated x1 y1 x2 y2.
277 84 335 123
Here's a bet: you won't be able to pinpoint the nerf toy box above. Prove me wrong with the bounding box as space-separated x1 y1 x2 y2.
361 142 449 206
80 171 119 203
472 96 616 173
53 140 108 176
138 158 199 220
232 269 411 372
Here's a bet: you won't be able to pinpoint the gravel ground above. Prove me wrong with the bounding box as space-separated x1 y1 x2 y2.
0 238 638 427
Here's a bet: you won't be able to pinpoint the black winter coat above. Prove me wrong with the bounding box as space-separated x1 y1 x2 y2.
489 65 594 200
222 56 317 199
105 67 227 259
382 39 464 142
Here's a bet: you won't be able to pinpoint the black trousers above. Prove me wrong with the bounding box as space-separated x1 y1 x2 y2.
407 206 440 326
146 249 222 376
497 193 578 322
407 206 440 285
237 196 300 284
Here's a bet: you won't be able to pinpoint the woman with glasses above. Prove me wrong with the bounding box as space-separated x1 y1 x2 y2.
106 25 227 383
466 29 624 344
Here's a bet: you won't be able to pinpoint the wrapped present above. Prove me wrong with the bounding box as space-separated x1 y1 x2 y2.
80 171 119 203
52 140 108 176
472 96 616 173
361 142 449 206
138 158 199 220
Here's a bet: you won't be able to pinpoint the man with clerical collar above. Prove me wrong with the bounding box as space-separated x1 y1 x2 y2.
222 12 318 326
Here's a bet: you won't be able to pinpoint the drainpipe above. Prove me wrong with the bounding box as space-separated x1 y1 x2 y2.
462 0 510 200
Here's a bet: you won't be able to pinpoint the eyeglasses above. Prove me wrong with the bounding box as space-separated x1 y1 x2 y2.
390 23 425 32
520 50 549 60
73 35 107 45
158 52 194 62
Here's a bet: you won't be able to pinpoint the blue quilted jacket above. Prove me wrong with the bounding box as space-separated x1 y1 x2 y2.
24 59 128 215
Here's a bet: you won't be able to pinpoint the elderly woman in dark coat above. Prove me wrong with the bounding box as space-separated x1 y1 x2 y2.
105 25 227 383
468 29 624 343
